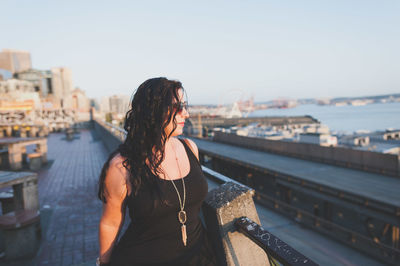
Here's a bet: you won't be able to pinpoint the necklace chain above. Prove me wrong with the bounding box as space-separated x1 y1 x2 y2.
168 140 186 212
166 138 188 246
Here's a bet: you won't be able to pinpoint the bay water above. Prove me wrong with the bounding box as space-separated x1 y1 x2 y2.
249 102 400 134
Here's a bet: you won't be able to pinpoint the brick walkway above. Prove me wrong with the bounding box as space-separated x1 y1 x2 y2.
2 130 108 266
36 130 107 266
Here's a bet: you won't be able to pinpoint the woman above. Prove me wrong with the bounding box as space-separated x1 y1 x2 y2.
97 77 218 266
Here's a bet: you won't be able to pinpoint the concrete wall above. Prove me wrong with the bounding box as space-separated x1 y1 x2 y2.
213 132 400 177
93 120 122 152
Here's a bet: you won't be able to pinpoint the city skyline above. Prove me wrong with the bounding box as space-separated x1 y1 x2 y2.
1 0 399 104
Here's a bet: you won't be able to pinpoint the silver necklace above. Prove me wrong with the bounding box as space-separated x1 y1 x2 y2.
168 140 187 246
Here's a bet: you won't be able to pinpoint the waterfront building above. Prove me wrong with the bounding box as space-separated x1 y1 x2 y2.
316 98 331 105
383 129 400 140
0 48 32 73
340 130 400 155
299 132 338 146
340 135 370 146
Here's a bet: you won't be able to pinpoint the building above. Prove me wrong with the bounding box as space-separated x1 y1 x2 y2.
99 96 110 113
14 69 53 97
71 88 90 112
299 133 338 147
50 67 73 108
0 78 34 93
0 49 32 74
0 79 40 110
383 130 400 140
108 95 130 114
340 135 370 146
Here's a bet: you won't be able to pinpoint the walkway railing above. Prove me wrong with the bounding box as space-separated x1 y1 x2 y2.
94 119 126 141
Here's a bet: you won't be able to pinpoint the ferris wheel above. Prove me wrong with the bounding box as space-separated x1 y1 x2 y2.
216 89 255 118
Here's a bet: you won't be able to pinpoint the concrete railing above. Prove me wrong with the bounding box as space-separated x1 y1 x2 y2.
202 168 319 266
213 131 400 177
93 119 126 152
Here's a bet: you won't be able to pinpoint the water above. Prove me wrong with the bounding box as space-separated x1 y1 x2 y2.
249 102 400 134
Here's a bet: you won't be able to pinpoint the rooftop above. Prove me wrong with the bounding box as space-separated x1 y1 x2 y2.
1 129 381 265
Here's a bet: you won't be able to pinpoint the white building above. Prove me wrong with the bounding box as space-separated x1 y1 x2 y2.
299 133 338 147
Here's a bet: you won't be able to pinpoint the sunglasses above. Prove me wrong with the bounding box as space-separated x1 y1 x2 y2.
172 101 189 113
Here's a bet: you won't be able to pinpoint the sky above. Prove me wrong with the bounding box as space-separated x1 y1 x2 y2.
1 0 399 104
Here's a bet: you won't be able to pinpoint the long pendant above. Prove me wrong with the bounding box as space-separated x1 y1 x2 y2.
178 210 187 246
178 210 187 224
181 224 187 246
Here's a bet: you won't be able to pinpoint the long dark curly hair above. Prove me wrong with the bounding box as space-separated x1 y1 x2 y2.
98 77 184 203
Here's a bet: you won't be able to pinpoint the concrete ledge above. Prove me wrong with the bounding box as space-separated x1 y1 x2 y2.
202 182 269 266
213 131 400 177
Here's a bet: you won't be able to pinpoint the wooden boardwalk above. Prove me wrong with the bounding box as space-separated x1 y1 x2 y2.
0 130 382 265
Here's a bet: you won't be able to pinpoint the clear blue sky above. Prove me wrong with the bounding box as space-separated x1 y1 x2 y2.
1 0 399 104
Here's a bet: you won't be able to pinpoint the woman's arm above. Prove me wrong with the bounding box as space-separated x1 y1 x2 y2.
98 156 129 264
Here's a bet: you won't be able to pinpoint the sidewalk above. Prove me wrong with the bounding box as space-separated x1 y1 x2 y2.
1 130 107 266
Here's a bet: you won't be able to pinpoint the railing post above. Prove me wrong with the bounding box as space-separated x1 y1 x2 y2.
202 182 269 266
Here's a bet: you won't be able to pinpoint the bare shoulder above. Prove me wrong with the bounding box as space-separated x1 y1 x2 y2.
184 138 199 159
105 154 130 198
110 153 126 169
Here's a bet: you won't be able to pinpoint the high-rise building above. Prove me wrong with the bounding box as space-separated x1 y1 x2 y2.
109 95 130 114
0 49 32 74
50 67 73 108
99 96 111 113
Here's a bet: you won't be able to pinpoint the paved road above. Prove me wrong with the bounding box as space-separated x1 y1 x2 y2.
193 138 400 208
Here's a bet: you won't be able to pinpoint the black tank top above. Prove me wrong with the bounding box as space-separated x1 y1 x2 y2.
110 138 209 265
